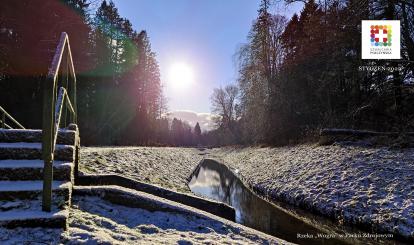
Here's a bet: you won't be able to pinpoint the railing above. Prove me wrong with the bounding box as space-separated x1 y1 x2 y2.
0 106 25 129
42 32 77 212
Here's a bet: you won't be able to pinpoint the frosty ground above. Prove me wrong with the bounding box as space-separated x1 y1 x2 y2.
80 145 414 241
1 147 283 244
0 194 282 244
209 145 414 240
80 147 204 193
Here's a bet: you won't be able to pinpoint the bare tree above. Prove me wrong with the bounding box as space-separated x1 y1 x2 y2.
210 84 239 129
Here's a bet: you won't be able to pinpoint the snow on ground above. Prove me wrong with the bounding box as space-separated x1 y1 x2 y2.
64 195 280 244
0 195 282 244
209 145 414 239
0 180 69 191
79 145 414 240
80 147 205 192
0 159 71 168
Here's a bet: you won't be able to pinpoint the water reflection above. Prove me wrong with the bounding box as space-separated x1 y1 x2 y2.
189 159 349 245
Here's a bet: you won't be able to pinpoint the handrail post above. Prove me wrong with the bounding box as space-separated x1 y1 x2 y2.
65 33 77 124
42 77 55 212
69 52 77 124
72 78 77 124
42 32 77 212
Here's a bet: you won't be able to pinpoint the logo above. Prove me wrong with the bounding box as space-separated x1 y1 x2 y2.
362 20 400 59
370 25 391 47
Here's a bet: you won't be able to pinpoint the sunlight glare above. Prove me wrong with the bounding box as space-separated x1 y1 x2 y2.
168 62 194 90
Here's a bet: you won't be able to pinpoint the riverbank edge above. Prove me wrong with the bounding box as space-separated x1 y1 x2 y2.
202 152 413 243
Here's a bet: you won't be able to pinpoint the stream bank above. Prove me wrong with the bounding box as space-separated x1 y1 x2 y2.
80 145 414 243
210 145 414 243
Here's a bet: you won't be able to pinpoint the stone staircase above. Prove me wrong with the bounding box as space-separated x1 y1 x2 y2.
0 126 79 229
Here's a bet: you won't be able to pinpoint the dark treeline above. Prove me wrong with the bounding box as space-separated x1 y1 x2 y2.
2 0 414 147
0 0 198 146
207 0 414 146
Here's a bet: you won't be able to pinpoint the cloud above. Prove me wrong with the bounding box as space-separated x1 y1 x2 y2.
165 110 218 131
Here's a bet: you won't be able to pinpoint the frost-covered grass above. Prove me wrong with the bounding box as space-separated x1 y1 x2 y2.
80 147 205 192
79 145 414 240
0 146 284 244
0 195 282 244
210 145 414 240
64 195 280 244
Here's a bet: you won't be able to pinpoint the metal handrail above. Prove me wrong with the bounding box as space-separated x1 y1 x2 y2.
54 87 76 141
42 32 77 212
0 105 25 129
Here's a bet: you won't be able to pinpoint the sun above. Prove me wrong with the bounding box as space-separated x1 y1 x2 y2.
168 62 194 90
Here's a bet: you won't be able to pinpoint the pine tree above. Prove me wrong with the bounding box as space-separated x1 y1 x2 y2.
194 122 202 144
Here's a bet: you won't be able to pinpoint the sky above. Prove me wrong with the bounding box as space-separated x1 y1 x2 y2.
111 0 302 129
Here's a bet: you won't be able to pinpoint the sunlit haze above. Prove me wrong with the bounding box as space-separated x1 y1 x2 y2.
167 62 194 91
112 0 302 116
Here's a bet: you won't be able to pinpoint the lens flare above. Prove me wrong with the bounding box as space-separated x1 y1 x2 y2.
168 62 194 90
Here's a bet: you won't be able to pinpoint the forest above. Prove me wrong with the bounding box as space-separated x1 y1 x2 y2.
208 0 414 146
1 0 414 147
0 0 198 146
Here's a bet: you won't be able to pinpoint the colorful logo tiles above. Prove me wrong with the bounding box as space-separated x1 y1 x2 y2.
370 24 392 47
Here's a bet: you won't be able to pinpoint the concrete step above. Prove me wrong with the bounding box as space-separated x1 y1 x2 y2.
0 207 68 228
0 160 73 181
0 125 78 230
0 181 72 206
0 129 77 145
0 143 74 161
